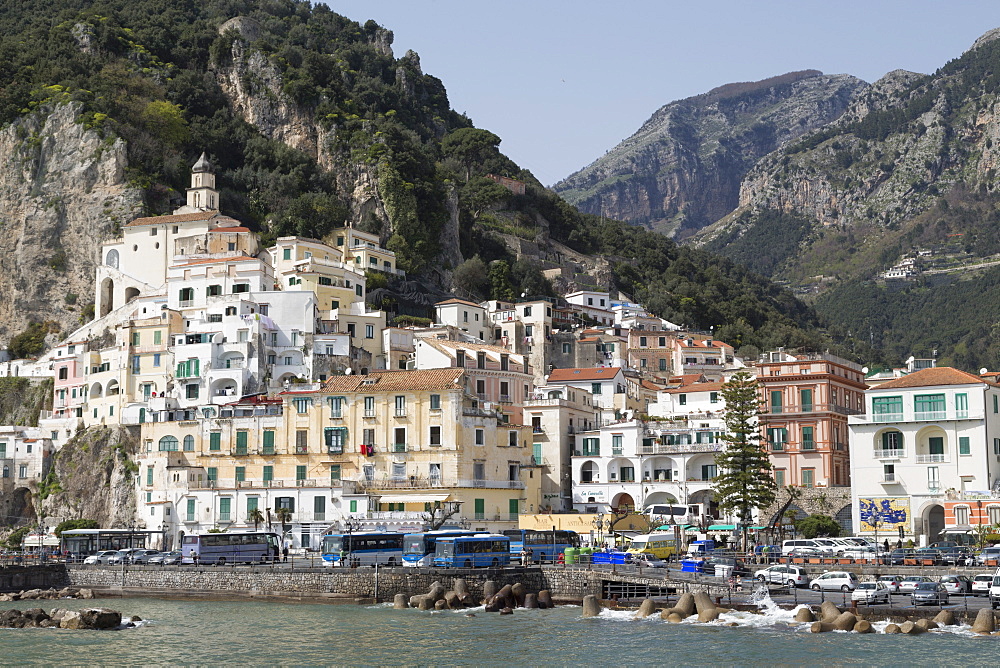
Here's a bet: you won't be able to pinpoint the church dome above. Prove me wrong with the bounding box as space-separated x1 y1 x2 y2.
192 152 212 173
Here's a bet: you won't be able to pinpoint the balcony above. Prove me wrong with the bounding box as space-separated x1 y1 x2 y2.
218 512 232 522
363 410 376 418
875 448 904 460
765 403 863 417
853 411 984 424
880 474 900 484
915 411 947 421
499 394 512 404
295 479 316 487
916 454 948 463
357 477 525 490
639 442 723 455
392 443 407 453
394 410 407 418
532 426 544 434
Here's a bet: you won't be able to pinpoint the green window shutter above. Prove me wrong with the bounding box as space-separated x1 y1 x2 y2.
800 389 813 410
247 497 258 514
186 498 195 519
533 443 542 463
296 465 306 481
350 500 357 513
770 391 782 413
263 430 274 454
330 465 341 481
146 467 153 486
263 466 273 482
209 432 221 451
235 466 245 482
193 358 200 376
474 498 485 518
509 499 519 516
802 426 814 450
959 437 970 455
220 497 231 515
207 467 217 482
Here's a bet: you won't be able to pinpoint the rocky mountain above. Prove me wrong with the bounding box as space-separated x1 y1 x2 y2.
553 71 867 238
0 0 841 362
693 29 1000 368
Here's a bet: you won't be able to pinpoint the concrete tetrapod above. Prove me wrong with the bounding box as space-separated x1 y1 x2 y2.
820 601 842 623
899 621 924 635
674 593 696 617
537 590 553 609
914 619 938 632
697 609 720 623
434 600 448 611
809 622 834 633
884 624 901 634
793 608 816 623
482 581 498 603
635 599 657 619
972 608 996 634
582 595 601 618
692 592 716 615
393 594 408 609
853 620 874 634
511 583 527 607
665 612 683 623
933 610 956 626
524 593 538 609
832 612 858 632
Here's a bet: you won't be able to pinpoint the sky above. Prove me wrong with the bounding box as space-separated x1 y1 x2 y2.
327 1 1000 186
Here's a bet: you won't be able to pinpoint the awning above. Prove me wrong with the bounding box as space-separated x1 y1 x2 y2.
943 525 974 533
374 494 453 504
684 524 766 533
23 535 59 547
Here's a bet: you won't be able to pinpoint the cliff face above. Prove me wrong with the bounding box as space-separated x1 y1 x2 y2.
0 102 143 345
554 71 867 238
41 426 139 529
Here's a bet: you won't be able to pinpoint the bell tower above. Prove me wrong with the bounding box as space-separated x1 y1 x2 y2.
186 152 218 211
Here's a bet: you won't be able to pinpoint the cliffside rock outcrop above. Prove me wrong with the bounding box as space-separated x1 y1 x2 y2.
0 102 143 345
554 71 867 238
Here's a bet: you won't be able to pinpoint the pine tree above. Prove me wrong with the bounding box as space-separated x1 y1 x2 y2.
713 371 776 549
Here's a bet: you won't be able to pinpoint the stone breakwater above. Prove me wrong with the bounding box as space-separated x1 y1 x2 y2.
0 607 135 630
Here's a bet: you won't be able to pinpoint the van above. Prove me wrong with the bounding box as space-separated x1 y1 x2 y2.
626 532 677 559
988 568 1000 609
979 546 1000 566
782 539 823 556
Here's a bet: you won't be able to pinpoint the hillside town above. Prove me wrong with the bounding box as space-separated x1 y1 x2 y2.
0 156 993 555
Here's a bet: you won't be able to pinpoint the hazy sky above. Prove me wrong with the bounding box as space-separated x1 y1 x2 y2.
328 1 1000 186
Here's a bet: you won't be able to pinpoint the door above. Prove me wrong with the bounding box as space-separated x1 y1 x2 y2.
929 437 944 455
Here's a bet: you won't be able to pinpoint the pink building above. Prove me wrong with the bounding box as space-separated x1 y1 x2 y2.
52 341 87 419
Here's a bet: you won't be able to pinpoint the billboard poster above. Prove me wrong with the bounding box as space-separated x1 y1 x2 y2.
859 497 909 532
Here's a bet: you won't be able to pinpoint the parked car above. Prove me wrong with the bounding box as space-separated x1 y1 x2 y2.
129 550 162 565
889 548 917 565
627 552 667 568
781 539 829 556
938 549 973 566
977 546 1000 565
106 549 137 565
972 574 993 597
877 575 904 594
810 571 858 592
83 550 119 565
913 547 943 564
912 582 949 606
852 581 891 604
147 550 182 566
704 556 750 577
787 547 825 558
939 574 972 595
899 575 935 593
755 564 810 588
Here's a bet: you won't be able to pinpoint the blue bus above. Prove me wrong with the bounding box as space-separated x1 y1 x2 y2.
321 531 404 567
402 530 478 567
181 532 280 565
502 529 581 563
433 535 511 568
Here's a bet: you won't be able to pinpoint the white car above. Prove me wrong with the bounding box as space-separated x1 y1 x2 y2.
755 564 810 588
810 571 858 592
83 550 119 565
898 575 934 593
851 581 891 604
877 575 903 593
973 574 993 597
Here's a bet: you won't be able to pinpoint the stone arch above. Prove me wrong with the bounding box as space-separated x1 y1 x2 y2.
924 503 945 543
643 491 678 507
612 492 635 513
106 379 120 396
580 460 599 483
834 504 853 535
89 382 103 399
99 277 114 317
125 287 140 303
689 489 719 519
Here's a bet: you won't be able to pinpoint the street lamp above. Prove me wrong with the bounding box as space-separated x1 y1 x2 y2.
592 512 605 547
867 508 882 564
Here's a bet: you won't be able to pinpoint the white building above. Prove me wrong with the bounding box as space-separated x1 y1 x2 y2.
434 299 491 342
848 367 1000 545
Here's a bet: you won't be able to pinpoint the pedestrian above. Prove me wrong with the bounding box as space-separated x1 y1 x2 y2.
896 539 903 550
519 548 528 566
883 539 889 552
192 551 199 566
556 551 565 565
526 547 533 565
282 544 289 563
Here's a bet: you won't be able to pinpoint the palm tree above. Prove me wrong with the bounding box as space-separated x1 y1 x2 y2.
275 507 292 532
247 508 265 531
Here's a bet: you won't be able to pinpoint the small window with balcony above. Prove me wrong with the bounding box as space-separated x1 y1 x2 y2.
801 468 815 488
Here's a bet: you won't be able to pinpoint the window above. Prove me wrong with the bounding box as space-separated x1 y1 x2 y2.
329 465 341 482
770 391 782 414
476 380 485 396
801 469 815 489
262 466 273 483
262 430 275 455
801 426 814 450
282 248 291 260
394 428 406 452
131 332 140 346
430 394 441 410
914 394 945 418
774 469 785 487
955 506 970 525
710 392 719 404
275 497 294 513
296 465 307 482
956 393 969 418
350 500 358 513
701 464 717 481
146 466 154 486
366 324 374 339
356 284 363 297
235 466 245 483
523 306 532 317
325 427 346 454
296 430 308 454
800 389 813 412
582 438 600 456
294 397 312 414
591 382 602 395
186 499 195 522
960 436 971 456
767 428 787 450
364 396 375 417
207 467 217 483
883 464 895 481
475 429 485 446
153 353 161 367
562 343 571 354
872 396 903 419
395 395 406 417
620 466 635 482
232 283 249 294
928 436 944 456
990 506 1000 526
347 323 356 338
659 358 667 371
612 434 623 455
235 431 248 455
474 498 485 520
179 288 194 303
508 431 518 447
329 396 345 418
927 466 940 491
880 431 903 452
158 435 178 452
430 426 441 446
678 394 687 406
995 439 1000 456
186 384 199 400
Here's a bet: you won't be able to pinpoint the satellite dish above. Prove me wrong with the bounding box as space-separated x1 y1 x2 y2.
982 368 989 375
861 367 869 374
344 368 353 375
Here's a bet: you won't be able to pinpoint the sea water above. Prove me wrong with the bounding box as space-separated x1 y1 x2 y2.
1 594 993 665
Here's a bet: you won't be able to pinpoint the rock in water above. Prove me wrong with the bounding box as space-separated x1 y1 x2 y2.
537 590 553 609
417 598 433 611
914 619 937 631
59 610 83 629
582 595 601 618
972 608 996 634
933 610 955 626
635 599 656 619
832 611 857 631
793 608 815 623
434 600 448 611
674 593 695 617
453 579 470 598
854 620 874 633
81 608 122 630
393 594 408 609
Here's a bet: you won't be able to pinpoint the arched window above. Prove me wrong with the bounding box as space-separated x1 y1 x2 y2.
183 435 195 452
877 430 903 453
158 436 179 452
1 465 7 478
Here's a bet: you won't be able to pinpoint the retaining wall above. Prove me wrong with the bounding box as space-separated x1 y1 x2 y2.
0 565 68 592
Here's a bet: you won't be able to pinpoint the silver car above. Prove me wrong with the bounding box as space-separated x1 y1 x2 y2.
83 550 118 565
130 550 162 565
912 582 949 606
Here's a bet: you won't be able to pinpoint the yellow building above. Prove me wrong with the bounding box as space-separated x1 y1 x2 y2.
270 236 366 312
331 226 401 276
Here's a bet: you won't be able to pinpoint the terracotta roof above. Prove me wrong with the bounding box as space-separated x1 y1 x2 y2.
547 367 623 382
640 380 666 391
320 368 466 393
421 338 521 358
578 337 599 342
873 366 998 390
667 381 725 394
208 226 251 233
174 255 259 267
126 210 230 227
435 298 482 308
669 374 707 386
